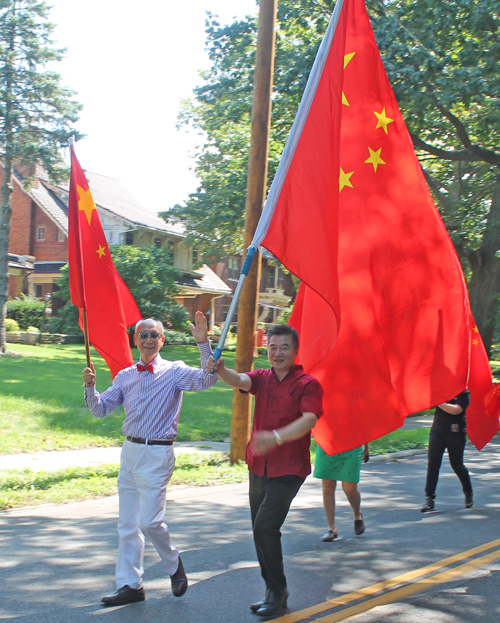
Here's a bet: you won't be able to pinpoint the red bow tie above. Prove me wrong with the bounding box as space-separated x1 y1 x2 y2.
137 363 154 373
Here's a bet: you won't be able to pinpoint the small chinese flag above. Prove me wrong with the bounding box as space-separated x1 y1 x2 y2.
260 0 499 453
68 142 142 377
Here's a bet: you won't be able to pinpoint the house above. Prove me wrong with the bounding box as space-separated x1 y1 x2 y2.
209 251 295 328
4 162 231 327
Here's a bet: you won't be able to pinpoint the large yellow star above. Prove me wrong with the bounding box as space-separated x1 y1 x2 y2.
364 147 386 172
473 326 480 333
96 245 106 258
77 185 97 226
342 52 356 107
374 108 394 134
339 168 354 192
472 338 479 346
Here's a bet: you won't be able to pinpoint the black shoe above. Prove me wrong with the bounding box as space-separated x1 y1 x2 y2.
170 556 188 597
250 590 269 613
421 496 435 512
255 589 288 617
101 585 145 606
465 492 474 508
354 515 365 535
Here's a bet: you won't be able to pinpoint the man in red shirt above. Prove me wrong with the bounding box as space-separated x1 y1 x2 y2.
207 325 323 617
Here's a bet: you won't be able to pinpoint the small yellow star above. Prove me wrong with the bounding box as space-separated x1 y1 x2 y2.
77 185 97 226
339 168 354 192
472 338 479 346
344 52 356 69
374 108 394 134
473 326 480 333
342 92 350 107
96 245 106 258
364 147 386 172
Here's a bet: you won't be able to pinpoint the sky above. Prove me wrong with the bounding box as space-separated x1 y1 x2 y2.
48 0 258 214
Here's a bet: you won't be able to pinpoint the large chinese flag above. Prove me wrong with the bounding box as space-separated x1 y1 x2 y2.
257 0 499 452
68 143 142 377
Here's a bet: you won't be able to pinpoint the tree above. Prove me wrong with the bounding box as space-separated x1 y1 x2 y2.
170 0 500 353
0 0 81 353
56 246 190 334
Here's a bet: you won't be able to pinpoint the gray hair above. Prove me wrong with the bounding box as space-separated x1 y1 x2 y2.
135 318 164 334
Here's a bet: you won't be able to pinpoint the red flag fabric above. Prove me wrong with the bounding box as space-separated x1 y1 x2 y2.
466 312 500 449
260 0 499 453
68 144 142 377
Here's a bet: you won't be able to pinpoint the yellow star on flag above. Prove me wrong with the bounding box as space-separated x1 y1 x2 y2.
77 185 97 226
473 326 480 333
339 168 354 192
342 53 356 107
364 147 386 172
96 245 106 258
472 338 479 346
374 108 394 134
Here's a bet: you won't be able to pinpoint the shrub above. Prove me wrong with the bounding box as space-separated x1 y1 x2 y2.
6 296 45 330
5 318 20 332
26 326 40 333
163 330 196 345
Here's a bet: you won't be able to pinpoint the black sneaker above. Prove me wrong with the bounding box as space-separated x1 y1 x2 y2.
421 496 434 512
465 492 474 508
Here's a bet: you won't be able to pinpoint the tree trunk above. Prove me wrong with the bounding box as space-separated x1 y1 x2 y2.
0 154 13 354
468 176 500 356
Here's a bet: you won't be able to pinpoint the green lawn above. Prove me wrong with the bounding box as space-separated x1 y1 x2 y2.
0 343 270 453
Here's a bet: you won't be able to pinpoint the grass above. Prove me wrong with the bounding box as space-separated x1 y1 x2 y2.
0 452 249 510
0 343 270 453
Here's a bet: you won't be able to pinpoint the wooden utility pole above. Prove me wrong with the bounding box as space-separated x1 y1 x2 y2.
230 0 277 463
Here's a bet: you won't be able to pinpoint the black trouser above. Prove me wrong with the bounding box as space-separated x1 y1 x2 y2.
249 471 305 594
424 427 472 498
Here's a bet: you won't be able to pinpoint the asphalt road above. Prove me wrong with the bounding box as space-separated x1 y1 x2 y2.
1 438 499 623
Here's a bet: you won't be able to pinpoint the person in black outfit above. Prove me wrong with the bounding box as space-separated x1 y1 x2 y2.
422 389 473 512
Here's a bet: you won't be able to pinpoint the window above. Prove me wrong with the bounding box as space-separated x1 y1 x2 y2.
125 231 134 245
166 241 174 264
228 257 239 279
35 284 43 298
192 248 198 265
277 268 284 290
56 228 65 243
36 226 46 241
105 230 113 244
154 238 162 248
267 268 275 289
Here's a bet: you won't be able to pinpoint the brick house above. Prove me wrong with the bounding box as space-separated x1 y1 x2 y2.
4 163 230 326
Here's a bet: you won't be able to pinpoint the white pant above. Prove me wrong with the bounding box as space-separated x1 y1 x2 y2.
115 439 178 589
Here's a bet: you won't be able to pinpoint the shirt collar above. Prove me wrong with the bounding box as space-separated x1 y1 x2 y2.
138 353 162 368
271 363 303 381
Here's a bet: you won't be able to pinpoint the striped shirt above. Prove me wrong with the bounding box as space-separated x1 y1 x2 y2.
84 342 216 440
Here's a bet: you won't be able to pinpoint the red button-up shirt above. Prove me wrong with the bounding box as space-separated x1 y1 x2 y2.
242 365 324 478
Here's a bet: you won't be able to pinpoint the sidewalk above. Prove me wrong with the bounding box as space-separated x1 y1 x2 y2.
0 415 434 473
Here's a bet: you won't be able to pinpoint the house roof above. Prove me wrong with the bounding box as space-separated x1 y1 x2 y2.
56 170 185 237
34 262 67 274
30 183 69 232
178 264 232 295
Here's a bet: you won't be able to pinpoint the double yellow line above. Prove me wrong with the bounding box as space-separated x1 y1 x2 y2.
273 538 500 623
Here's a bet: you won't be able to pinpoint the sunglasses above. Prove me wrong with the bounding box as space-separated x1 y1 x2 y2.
137 331 163 340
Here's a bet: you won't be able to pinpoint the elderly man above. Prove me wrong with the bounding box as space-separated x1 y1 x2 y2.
207 324 323 617
82 311 216 606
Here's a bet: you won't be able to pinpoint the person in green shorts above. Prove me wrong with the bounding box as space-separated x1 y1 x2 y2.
314 444 369 541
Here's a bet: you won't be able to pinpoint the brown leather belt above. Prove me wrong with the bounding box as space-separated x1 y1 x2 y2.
126 436 173 446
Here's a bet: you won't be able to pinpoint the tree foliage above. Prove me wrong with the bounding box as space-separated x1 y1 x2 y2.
0 0 81 352
169 0 500 352
56 246 190 334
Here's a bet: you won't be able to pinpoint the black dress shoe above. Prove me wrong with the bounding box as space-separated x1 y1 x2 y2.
255 589 288 617
421 496 435 512
354 515 365 535
101 585 145 606
465 492 474 508
250 590 269 612
170 556 188 597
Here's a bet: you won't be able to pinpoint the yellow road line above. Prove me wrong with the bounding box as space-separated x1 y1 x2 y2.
272 538 500 623
315 547 500 622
